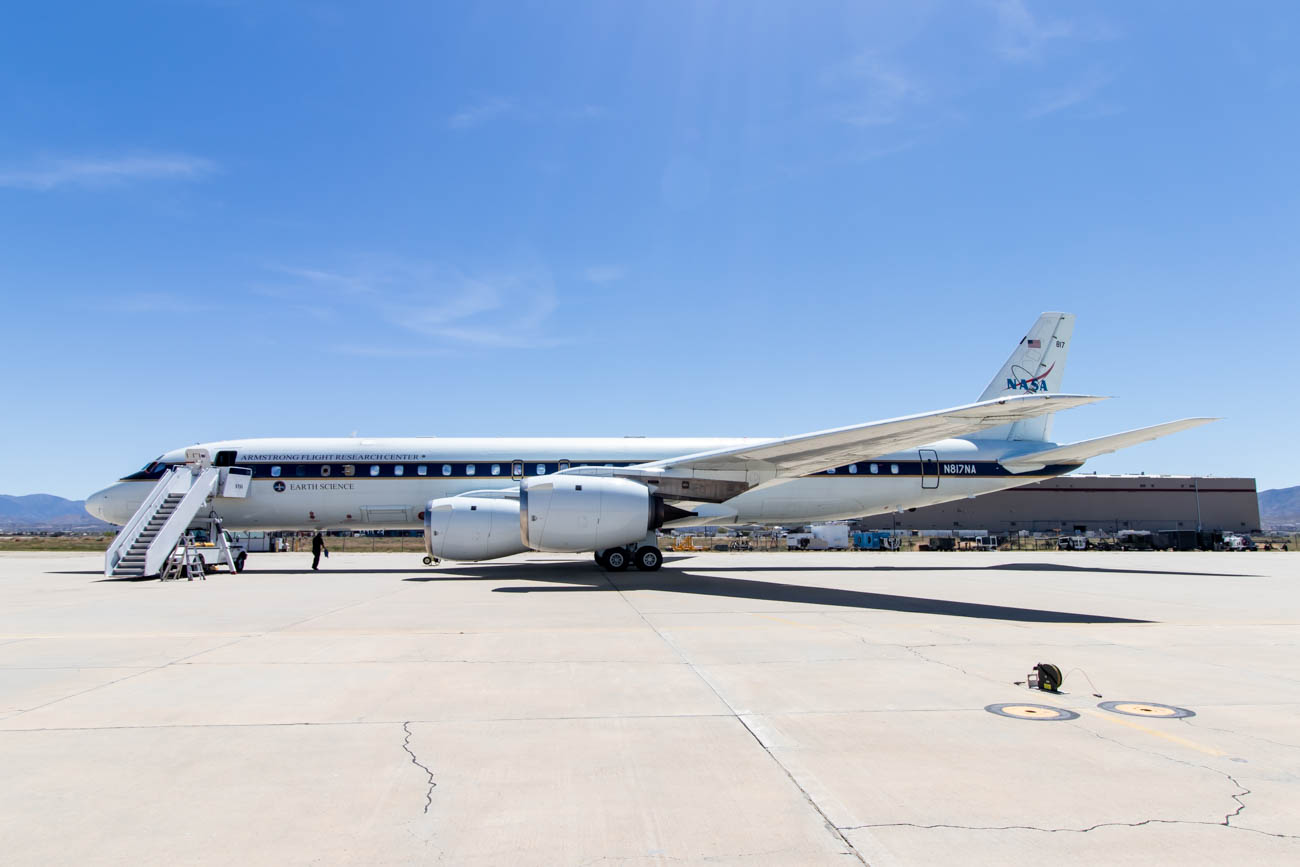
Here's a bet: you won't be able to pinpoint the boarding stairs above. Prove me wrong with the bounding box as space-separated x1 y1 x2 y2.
104 449 251 578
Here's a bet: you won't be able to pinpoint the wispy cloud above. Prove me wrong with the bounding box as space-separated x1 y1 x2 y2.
334 343 456 359
1028 69 1115 118
989 0 1076 62
583 265 626 284
563 104 606 120
447 98 516 130
822 53 926 128
272 258 564 351
446 98 607 131
110 291 215 314
0 154 214 190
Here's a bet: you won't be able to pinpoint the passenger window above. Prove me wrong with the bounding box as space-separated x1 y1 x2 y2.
849 464 858 474
321 465 332 477
442 464 452 476
491 464 502 476
343 465 355 477
466 464 476 476
891 463 899 474
271 466 281 478
369 465 380 477
870 463 878 474
394 465 404 477
512 461 523 478
558 460 570 471
827 467 836 474
536 464 547 475
417 465 427 476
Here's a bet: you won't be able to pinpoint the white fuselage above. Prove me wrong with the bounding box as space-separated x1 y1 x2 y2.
86 435 1078 531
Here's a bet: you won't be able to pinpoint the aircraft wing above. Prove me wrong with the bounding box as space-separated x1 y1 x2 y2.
999 418 1218 472
639 393 1106 477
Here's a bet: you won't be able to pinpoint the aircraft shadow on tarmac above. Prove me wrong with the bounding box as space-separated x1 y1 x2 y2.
404 561 1152 624
667 562 1258 579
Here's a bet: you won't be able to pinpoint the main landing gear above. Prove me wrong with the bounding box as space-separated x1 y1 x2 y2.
422 555 440 566
596 546 663 572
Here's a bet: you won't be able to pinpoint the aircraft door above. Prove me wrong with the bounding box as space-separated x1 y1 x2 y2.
919 449 939 489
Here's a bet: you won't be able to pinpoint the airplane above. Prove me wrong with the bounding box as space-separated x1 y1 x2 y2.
87 312 1214 573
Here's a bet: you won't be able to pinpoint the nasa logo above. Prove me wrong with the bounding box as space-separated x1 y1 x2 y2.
273 480 286 493
1006 362 1055 394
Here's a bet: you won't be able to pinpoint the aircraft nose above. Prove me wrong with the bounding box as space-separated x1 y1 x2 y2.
85 483 130 525
85 487 112 522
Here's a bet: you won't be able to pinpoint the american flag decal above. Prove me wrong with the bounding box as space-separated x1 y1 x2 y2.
1027 339 1041 348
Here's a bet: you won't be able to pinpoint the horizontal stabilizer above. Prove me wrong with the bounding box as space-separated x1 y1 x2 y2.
999 418 1218 472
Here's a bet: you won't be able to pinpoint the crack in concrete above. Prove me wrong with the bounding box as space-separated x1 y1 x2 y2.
898 643 1008 688
838 816 1300 838
1181 717 1300 752
1072 720 1300 838
602 571 868 865
401 721 437 815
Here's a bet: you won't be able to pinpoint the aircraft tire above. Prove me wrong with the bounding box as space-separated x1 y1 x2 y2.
422 556 433 566
634 546 662 572
604 547 631 571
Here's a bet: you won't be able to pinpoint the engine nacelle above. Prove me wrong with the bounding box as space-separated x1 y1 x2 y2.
520 475 687 552
424 496 528 562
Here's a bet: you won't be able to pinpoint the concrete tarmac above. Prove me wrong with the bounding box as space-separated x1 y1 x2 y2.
0 550 1297 865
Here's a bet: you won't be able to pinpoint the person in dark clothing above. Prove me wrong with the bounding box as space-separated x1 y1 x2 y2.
311 532 327 570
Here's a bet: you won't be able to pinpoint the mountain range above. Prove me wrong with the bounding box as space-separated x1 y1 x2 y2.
0 494 114 532
1259 486 1300 531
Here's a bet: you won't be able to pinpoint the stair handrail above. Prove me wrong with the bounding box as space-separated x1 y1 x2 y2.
211 514 237 573
142 468 222 577
104 468 189 575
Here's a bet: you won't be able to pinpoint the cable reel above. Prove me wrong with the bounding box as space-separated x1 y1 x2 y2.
1026 662 1063 692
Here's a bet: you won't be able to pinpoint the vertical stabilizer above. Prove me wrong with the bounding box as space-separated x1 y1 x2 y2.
977 312 1075 441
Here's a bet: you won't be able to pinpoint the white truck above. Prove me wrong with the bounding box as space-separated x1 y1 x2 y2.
810 523 851 550
168 527 248 574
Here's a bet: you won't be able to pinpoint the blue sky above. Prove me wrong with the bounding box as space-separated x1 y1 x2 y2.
2 0 1297 499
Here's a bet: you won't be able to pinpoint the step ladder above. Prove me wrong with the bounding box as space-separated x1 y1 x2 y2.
104 465 221 578
160 535 207 582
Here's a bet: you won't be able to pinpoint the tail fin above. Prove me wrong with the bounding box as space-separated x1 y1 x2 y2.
977 312 1076 441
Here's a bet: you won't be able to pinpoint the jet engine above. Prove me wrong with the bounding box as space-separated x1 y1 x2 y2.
424 496 528 562
519 475 691 552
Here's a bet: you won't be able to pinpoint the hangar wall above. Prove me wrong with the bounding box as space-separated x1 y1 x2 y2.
869 475 1259 534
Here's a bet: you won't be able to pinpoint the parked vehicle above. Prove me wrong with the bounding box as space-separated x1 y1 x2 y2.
169 529 247 573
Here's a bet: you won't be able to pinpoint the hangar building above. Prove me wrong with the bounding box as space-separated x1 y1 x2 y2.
869 475 1260 534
